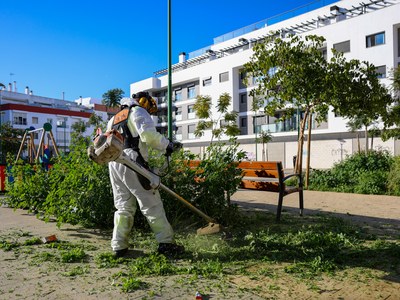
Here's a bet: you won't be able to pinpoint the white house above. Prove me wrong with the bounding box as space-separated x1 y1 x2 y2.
130 0 400 168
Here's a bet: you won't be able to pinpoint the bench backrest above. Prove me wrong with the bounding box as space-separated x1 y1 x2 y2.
186 160 285 192
238 161 284 192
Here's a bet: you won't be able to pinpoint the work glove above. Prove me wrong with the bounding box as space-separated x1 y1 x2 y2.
166 141 183 156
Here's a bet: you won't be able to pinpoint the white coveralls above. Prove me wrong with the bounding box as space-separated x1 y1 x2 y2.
107 105 174 251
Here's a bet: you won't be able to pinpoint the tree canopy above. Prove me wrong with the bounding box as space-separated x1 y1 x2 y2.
244 34 331 172
102 88 125 107
193 93 240 142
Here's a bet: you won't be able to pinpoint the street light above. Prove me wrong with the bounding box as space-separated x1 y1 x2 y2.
167 0 173 140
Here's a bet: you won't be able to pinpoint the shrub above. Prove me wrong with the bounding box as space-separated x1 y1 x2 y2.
42 137 114 228
160 140 246 227
309 150 393 195
387 156 400 196
5 161 50 212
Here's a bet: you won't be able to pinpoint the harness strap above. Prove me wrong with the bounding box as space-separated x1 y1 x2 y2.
112 106 152 190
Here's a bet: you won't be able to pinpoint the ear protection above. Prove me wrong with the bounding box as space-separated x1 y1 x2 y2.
138 96 158 115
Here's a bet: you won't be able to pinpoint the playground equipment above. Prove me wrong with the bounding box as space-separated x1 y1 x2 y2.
15 123 59 163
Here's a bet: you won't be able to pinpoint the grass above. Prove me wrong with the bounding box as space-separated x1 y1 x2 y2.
1 211 399 298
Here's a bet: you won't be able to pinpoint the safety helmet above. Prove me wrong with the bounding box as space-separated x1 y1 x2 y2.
132 91 158 115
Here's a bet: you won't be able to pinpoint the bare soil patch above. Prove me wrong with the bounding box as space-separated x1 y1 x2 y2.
1 190 400 299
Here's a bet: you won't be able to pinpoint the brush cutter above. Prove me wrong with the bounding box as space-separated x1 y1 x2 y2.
87 129 223 235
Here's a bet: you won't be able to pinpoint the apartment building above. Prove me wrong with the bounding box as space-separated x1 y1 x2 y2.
0 84 113 161
130 0 400 169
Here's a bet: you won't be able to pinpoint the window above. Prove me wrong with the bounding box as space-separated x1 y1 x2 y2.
174 89 182 101
13 112 27 125
239 93 247 112
187 85 196 99
32 117 39 124
239 117 247 135
366 32 385 48
175 126 182 141
398 28 400 57
239 71 247 88
219 72 229 83
188 105 196 119
188 124 196 139
376 65 386 78
175 107 182 121
57 118 67 128
241 117 247 127
333 40 350 53
203 77 212 86
47 118 53 125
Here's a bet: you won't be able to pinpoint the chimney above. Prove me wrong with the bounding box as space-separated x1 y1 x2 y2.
179 52 186 63
8 83 12 91
30 90 33 95
13 81 17 92
25 86 29 94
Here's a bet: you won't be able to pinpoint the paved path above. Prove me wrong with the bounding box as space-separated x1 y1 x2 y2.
1 191 400 237
231 189 400 237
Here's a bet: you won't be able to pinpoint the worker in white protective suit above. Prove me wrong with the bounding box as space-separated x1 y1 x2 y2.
106 91 184 258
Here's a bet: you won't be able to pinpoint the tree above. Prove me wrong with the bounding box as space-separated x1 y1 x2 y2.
256 130 272 161
88 113 103 128
244 34 331 176
193 93 240 142
0 122 24 164
102 88 124 107
329 55 393 152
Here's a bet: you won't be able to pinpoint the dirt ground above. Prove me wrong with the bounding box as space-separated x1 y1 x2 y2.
1 190 400 300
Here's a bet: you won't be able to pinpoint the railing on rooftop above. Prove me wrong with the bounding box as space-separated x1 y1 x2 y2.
212 0 338 45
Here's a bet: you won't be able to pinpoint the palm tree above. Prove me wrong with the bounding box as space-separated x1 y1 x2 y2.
102 88 125 107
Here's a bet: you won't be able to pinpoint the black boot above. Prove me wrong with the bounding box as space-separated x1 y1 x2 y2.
113 248 129 258
157 243 185 257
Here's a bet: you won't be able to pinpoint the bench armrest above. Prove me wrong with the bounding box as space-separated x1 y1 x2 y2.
283 173 303 187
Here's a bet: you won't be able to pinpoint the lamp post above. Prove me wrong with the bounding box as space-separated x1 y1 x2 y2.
167 0 173 140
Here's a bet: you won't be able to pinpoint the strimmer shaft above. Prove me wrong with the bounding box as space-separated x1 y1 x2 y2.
116 153 217 224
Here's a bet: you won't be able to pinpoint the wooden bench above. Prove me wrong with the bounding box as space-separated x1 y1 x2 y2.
238 161 303 221
187 160 304 221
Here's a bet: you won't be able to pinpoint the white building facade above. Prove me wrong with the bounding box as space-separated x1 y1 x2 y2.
130 0 400 169
0 85 113 161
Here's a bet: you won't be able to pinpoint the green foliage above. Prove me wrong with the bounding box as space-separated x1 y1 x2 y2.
193 93 240 142
160 141 246 226
121 277 148 293
387 156 400 196
4 134 114 228
0 122 25 164
102 88 125 107
42 137 114 228
309 150 393 194
60 248 87 263
5 162 50 212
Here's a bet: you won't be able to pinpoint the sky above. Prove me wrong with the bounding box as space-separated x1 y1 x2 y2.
0 0 331 101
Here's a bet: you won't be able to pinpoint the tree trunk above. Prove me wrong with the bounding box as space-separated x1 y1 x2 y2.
371 134 374 150
295 109 309 175
357 133 361 153
262 142 265 161
305 114 312 189
365 126 369 153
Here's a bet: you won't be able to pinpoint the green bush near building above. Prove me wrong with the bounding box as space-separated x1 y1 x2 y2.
308 150 399 195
